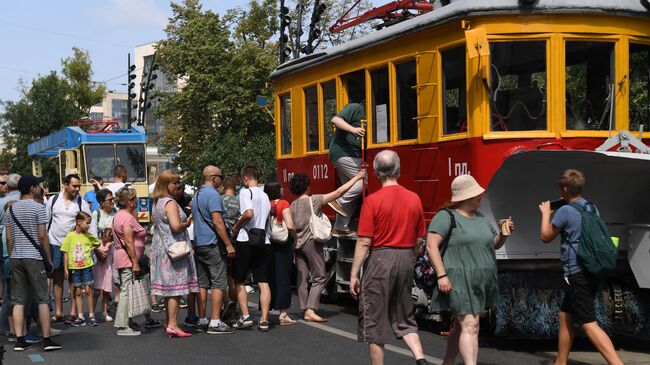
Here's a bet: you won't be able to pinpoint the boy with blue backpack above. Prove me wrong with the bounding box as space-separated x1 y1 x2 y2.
539 169 622 365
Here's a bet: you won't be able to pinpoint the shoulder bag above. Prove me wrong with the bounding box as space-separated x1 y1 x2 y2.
269 200 289 244
158 199 190 261
195 188 228 256
309 196 332 243
9 206 54 278
242 189 268 247
114 221 150 275
413 209 456 294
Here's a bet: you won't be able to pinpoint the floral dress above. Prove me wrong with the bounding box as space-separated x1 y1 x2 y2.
150 197 199 297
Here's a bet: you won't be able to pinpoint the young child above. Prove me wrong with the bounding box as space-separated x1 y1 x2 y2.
61 211 100 327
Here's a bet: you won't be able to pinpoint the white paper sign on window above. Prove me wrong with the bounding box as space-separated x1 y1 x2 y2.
376 104 388 143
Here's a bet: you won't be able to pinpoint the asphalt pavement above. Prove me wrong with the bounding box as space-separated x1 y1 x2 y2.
1 289 647 365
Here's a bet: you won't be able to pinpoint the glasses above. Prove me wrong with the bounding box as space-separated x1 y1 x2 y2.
105 197 115 201
0 182 5 185
71 185 81 189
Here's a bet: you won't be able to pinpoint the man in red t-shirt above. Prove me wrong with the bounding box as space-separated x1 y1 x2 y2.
350 150 428 365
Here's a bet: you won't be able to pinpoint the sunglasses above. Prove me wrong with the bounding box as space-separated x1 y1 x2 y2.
0 182 6 185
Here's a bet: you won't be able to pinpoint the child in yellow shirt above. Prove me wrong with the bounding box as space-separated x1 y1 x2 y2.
61 212 100 327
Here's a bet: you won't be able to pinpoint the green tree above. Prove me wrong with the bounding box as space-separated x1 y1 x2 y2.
0 47 103 189
61 47 106 114
156 0 278 184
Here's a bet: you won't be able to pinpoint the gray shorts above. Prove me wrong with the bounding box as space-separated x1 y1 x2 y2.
10 258 49 305
358 248 419 344
194 244 227 290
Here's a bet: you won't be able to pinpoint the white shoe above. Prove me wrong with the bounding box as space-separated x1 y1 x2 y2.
245 285 255 294
117 327 141 336
103 312 114 322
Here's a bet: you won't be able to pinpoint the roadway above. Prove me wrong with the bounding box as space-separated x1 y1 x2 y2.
2 290 648 365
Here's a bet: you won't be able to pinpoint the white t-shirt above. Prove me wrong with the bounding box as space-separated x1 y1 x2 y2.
107 182 127 195
46 192 96 246
236 186 271 244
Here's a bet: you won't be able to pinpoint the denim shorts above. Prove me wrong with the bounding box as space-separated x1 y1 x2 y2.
50 245 64 270
71 267 94 287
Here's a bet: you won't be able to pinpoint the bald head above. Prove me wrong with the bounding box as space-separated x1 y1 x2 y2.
203 165 223 187
373 150 400 183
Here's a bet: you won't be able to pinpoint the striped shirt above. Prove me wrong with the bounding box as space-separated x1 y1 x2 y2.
6 199 47 260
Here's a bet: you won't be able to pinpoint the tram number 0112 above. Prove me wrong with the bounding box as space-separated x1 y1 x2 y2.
313 164 329 180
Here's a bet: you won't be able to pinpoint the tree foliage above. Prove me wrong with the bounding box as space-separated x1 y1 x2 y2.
0 48 104 189
155 0 278 184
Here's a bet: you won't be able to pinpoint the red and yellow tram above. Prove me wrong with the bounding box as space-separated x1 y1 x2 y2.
271 0 650 338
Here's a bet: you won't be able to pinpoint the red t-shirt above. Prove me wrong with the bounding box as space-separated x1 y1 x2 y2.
270 199 290 224
357 185 425 248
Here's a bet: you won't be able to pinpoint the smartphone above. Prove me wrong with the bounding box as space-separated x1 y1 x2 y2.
550 199 566 211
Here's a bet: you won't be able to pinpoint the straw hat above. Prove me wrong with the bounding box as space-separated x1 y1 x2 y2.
451 174 485 202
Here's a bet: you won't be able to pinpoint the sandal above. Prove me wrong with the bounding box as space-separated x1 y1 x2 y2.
50 314 64 323
64 315 77 325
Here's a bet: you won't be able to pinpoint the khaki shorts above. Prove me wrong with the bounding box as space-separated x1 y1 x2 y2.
10 258 49 305
358 248 419 345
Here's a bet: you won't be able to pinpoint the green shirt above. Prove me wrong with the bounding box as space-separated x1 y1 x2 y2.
328 103 365 162
60 231 100 270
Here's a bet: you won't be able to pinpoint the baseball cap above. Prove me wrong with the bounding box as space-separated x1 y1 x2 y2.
18 174 45 193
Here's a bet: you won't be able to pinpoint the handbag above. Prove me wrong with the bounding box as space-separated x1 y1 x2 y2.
166 240 190 261
128 275 151 317
9 206 54 278
413 209 456 295
309 196 332 243
196 188 228 257
245 228 267 247
269 200 289 244
114 226 150 275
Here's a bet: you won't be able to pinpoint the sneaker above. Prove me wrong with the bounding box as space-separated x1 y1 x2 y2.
196 322 208 332
7 332 16 342
62 297 70 303
117 327 141 336
103 312 114 322
327 200 348 217
221 301 236 322
179 297 188 308
88 317 98 327
258 320 270 332
25 333 42 344
71 317 86 327
184 315 199 328
14 338 31 351
415 359 429 365
232 316 254 329
150 304 164 313
144 318 163 329
46 328 63 337
245 285 255 294
43 338 62 351
207 322 234 335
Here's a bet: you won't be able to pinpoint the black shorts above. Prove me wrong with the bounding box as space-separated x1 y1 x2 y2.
560 271 599 325
234 241 272 283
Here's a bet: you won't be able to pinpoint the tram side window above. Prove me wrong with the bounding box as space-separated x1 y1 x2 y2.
280 94 292 155
322 81 337 149
371 68 390 144
489 41 547 131
304 86 319 152
565 41 615 131
396 60 418 141
630 44 650 132
442 46 467 135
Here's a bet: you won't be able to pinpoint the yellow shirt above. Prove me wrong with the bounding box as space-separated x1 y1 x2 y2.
60 231 100 270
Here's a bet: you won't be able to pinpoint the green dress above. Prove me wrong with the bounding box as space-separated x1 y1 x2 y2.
428 210 499 316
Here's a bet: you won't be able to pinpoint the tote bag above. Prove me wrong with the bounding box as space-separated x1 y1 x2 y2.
309 196 332 243
128 276 151 318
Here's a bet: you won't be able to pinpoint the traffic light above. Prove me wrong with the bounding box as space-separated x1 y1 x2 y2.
305 1 327 55
127 55 136 129
279 1 292 63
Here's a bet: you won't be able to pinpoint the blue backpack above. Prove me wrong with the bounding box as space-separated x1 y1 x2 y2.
570 202 618 277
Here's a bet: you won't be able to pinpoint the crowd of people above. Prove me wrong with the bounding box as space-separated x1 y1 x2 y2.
0 103 622 365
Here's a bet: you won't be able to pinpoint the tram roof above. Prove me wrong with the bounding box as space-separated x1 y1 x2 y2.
270 0 650 79
28 126 147 158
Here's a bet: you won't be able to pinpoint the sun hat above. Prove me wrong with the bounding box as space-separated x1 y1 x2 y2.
450 174 485 202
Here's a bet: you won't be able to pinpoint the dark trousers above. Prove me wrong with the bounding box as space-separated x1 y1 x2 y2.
271 242 293 310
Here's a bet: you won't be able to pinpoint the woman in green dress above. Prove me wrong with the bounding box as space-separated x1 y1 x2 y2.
426 174 514 365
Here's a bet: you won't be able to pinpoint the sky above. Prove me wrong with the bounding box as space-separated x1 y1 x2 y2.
0 0 257 108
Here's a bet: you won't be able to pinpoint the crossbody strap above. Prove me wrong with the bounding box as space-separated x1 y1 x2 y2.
9 206 45 260
438 208 457 258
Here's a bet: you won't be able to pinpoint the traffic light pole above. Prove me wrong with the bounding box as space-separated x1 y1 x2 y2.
138 52 157 127
127 53 132 130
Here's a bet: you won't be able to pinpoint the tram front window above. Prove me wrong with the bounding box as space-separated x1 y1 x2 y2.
305 86 319 152
489 41 547 131
115 144 146 182
630 43 650 133
85 145 114 181
322 80 337 149
396 60 418 141
280 94 292 155
85 144 146 183
565 41 615 131
442 46 466 135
